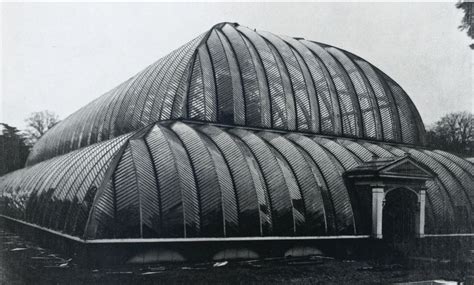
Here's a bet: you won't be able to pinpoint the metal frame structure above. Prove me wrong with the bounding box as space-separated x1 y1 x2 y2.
26 22 426 166
1 120 473 239
0 23 472 246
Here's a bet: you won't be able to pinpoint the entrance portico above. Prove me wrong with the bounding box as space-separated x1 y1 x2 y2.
344 153 434 240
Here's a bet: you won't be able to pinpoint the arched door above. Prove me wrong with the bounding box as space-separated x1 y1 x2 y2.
382 188 418 242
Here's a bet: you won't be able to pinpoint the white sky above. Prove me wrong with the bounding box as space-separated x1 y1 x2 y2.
1 2 472 130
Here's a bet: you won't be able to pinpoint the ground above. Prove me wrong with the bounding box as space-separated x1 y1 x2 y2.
0 227 472 284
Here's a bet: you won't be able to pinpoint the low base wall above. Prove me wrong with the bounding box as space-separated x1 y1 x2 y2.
1 216 472 268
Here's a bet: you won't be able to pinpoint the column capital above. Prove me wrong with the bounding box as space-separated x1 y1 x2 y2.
372 187 384 194
370 183 385 189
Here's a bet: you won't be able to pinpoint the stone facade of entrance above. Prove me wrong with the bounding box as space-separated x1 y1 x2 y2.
371 185 426 239
344 154 434 240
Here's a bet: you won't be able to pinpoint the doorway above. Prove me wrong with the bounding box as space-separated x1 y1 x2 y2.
382 188 418 242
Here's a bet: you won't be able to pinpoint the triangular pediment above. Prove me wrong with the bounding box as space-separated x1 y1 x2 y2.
380 158 433 178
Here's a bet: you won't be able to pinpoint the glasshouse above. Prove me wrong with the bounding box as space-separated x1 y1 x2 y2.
0 22 472 261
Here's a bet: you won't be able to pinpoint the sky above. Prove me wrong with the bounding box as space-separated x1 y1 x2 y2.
1 2 472 130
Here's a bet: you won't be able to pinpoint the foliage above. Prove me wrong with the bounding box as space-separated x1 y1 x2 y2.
0 123 30 175
426 111 473 157
456 1 474 49
24 110 59 146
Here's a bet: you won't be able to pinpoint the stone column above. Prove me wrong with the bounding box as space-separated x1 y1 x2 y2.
371 187 385 239
415 189 426 238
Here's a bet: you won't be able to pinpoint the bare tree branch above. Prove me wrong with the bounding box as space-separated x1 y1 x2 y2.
427 111 473 157
456 1 474 49
24 110 60 146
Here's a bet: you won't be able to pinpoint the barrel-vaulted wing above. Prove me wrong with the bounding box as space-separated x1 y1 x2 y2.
27 22 426 166
0 121 472 239
1 23 472 243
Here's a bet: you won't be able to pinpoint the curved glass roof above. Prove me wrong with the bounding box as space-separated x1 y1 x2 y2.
2 23 469 242
1 121 472 239
26 22 426 166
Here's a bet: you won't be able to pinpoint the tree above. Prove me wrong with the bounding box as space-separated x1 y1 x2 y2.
24 110 59 146
0 123 30 175
456 1 474 49
426 111 473 157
